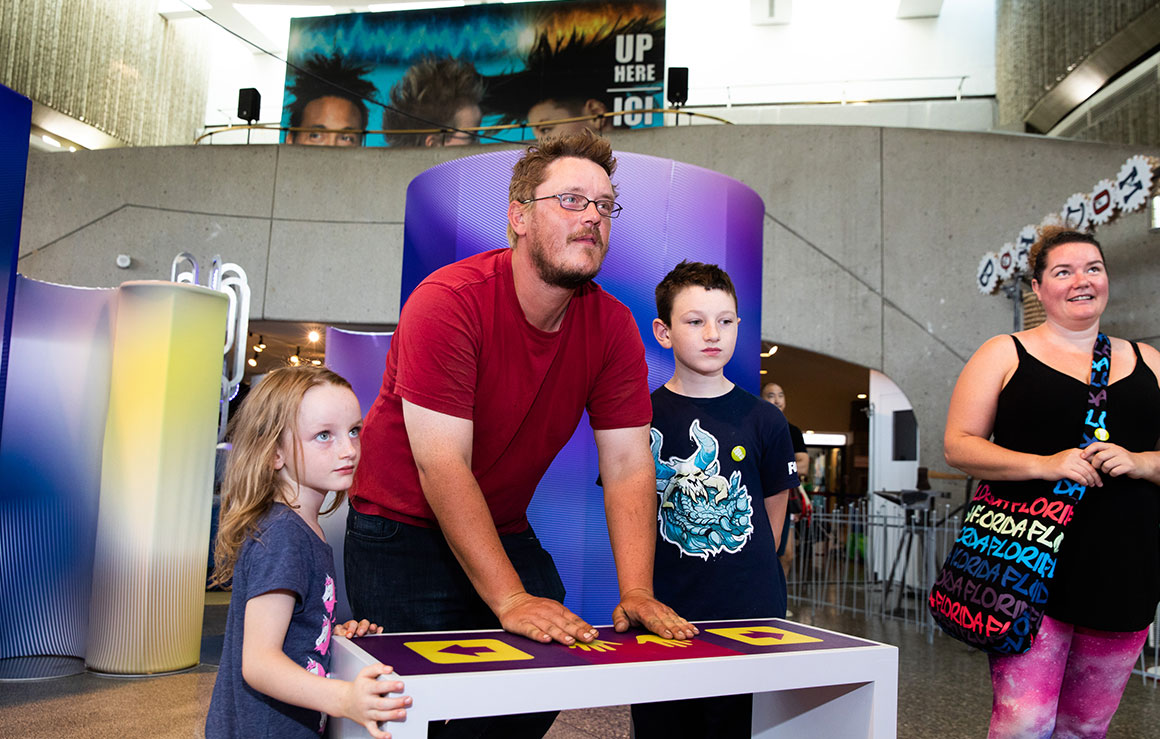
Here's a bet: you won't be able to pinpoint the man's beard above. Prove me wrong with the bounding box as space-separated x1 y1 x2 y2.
527 228 607 290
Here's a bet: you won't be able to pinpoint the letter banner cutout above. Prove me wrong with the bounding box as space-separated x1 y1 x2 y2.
977 155 1158 296
977 252 1000 295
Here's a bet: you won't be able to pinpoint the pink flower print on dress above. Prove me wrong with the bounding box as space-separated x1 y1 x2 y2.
304 657 326 677
322 575 336 616
315 615 332 656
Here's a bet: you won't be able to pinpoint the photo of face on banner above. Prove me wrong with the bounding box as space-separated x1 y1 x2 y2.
382 57 484 148
284 53 377 147
283 0 666 147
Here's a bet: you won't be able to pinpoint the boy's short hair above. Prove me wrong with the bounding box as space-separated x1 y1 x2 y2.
655 260 738 326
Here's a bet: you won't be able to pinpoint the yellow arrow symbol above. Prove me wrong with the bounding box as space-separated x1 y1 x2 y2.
404 638 534 664
705 626 822 646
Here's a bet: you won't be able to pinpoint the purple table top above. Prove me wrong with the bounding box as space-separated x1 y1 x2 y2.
351 619 879 677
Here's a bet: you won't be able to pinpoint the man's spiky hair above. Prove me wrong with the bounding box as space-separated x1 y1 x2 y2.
382 57 485 147
285 52 378 131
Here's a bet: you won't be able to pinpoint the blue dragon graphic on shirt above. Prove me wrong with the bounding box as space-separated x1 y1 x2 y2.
651 418 754 559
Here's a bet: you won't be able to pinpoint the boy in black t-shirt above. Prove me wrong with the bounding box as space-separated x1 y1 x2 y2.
632 261 798 739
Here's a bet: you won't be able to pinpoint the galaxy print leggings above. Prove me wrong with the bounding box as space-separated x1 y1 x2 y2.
988 614 1148 738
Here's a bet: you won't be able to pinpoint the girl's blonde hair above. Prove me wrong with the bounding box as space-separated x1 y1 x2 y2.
210 365 355 587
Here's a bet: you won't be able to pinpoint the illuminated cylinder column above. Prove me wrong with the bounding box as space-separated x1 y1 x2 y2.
85 281 227 675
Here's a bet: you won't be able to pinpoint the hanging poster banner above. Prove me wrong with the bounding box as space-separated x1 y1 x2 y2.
283 1 666 148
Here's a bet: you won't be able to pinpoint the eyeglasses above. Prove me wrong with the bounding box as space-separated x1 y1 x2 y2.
521 192 622 219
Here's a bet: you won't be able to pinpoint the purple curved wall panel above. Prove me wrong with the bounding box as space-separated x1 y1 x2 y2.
322 326 396 624
0 84 31 455
0 277 228 678
397 150 764 623
0 277 116 664
325 327 394 416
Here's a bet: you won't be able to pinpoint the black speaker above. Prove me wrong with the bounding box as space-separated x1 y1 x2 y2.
237 88 261 123
666 67 689 106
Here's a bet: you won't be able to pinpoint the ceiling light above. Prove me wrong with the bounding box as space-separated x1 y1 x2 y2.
857 393 867 399
759 369 768 374
803 432 847 446
311 359 322 366
41 134 61 147
760 345 778 357
308 330 320 343
247 357 258 367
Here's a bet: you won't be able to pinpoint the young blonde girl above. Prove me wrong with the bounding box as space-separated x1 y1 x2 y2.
206 366 410 738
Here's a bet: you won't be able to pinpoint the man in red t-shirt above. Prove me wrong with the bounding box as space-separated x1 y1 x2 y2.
345 134 695 738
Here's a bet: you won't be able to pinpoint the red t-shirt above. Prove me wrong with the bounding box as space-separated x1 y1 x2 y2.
352 248 651 534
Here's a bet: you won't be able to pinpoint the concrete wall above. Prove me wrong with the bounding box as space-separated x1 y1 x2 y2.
18 125 1160 496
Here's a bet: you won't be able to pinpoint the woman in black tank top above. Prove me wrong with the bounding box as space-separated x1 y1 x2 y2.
944 229 1160 738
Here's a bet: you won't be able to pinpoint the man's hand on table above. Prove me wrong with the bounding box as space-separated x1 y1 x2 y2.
612 588 699 640
497 591 598 645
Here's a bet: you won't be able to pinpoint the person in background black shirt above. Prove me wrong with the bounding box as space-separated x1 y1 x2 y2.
761 382 810 588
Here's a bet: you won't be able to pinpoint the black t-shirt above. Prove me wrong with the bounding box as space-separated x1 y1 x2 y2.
649 385 798 620
787 422 807 456
994 337 1160 631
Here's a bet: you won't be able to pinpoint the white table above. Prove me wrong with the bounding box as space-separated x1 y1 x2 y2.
328 618 897 738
